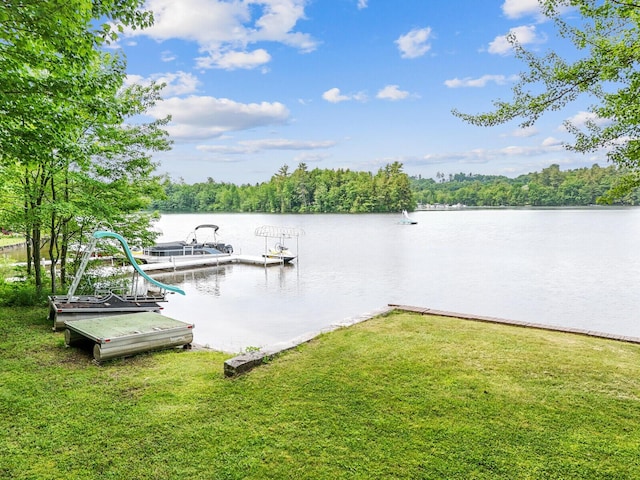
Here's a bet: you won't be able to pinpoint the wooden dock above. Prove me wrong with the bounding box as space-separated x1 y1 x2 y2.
64 311 194 362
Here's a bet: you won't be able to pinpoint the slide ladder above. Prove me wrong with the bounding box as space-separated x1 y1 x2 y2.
66 235 99 301
93 230 185 296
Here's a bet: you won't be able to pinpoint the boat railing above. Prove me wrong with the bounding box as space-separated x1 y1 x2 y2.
143 245 201 257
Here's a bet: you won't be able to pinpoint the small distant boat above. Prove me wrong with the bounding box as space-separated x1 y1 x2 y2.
399 210 417 225
264 242 297 263
142 224 233 260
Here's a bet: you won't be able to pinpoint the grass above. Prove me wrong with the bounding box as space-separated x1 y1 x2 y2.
2 308 640 479
0 235 24 248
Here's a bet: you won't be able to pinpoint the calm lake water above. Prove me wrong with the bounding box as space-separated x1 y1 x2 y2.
145 209 640 352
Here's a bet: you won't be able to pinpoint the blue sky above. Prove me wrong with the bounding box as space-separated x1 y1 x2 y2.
117 0 606 184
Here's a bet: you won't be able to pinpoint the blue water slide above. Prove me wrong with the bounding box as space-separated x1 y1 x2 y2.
93 230 186 296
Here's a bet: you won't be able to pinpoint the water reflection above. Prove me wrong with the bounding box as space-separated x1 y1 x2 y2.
154 265 229 297
8 209 640 353
262 263 297 292
148 209 640 353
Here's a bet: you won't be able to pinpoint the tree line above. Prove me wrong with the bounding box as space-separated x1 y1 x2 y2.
153 162 638 213
151 161 416 213
412 164 639 207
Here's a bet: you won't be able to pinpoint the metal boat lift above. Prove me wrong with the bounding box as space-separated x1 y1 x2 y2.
254 225 304 264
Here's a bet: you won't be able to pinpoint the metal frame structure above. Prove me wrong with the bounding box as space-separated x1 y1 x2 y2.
254 225 305 265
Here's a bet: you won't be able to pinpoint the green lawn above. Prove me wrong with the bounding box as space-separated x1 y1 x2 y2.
0 236 23 248
2 307 640 479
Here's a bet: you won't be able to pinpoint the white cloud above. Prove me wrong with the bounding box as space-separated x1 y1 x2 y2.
322 88 349 103
395 27 432 59
502 0 542 19
563 111 610 129
357 0 368 9
542 136 562 146
249 139 336 150
510 126 539 138
125 71 201 97
197 48 272 70
376 85 409 101
352 92 368 102
148 96 290 140
124 74 144 86
502 0 571 21
488 25 546 55
126 0 317 70
322 87 367 103
197 138 336 154
402 135 576 171
160 50 176 62
414 141 566 166
294 152 330 163
444 74 519 88
130 0 248 43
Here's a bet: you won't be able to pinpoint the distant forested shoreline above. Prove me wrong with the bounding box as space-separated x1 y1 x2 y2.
151 162 639 213
412 163 639 208
152 162 415 213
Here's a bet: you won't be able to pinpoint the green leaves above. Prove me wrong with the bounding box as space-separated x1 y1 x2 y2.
455 0 640 187
153 163 416 213
0 1 168 292
410 163 638 206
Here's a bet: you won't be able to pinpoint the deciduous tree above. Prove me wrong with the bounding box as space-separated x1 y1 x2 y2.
0 1 165 293
453 0 640 196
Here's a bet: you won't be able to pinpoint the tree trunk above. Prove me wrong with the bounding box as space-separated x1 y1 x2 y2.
25 229 32 276
49 225 58 294
31 226 42 294
60 225 69 288
49 175 60 293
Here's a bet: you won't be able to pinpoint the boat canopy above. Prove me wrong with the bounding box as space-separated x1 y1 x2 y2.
255 225 304 264
195 224 219 232
254 225 305 239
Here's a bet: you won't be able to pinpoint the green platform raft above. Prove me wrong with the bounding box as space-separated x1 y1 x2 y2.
64 311 193 363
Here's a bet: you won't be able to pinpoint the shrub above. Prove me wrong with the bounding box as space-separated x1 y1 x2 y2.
0 277 49 307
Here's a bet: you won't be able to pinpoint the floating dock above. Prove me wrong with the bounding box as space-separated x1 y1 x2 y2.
64 311 194 362
136 253 289 272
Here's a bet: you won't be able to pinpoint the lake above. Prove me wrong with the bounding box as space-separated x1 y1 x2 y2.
144 208 640 353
